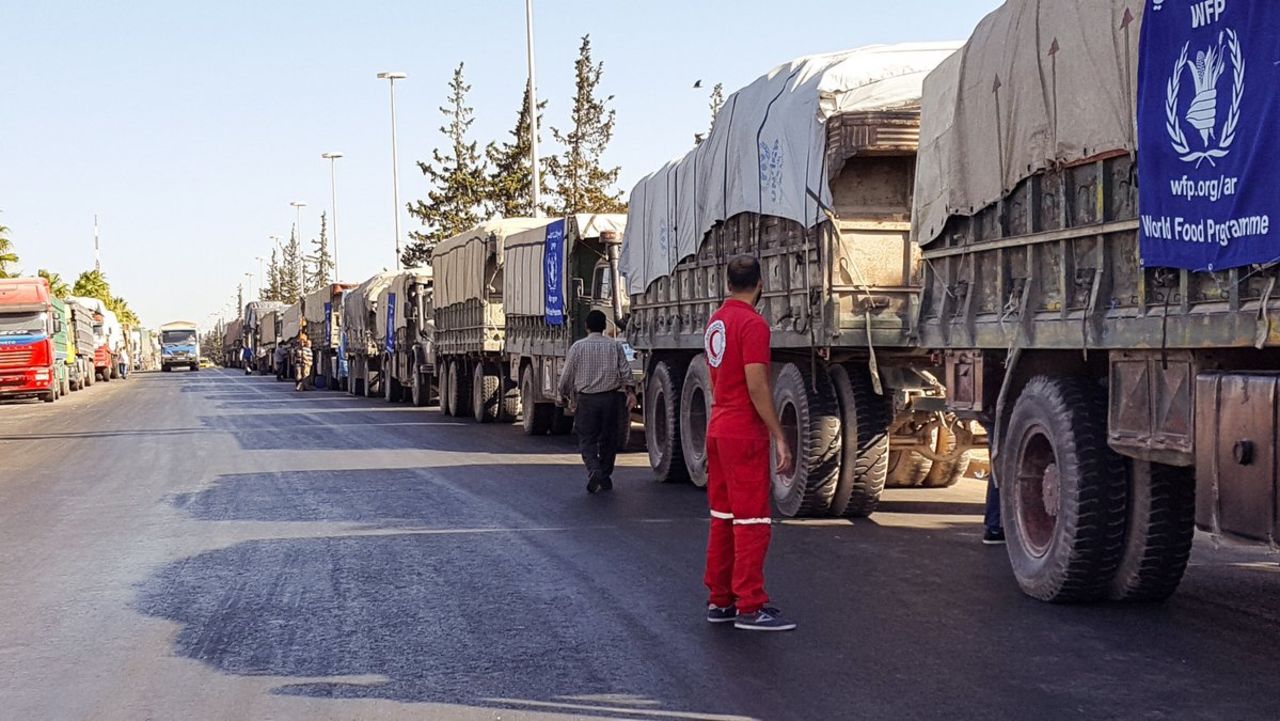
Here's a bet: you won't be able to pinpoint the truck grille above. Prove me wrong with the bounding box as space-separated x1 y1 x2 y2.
0 348 33 367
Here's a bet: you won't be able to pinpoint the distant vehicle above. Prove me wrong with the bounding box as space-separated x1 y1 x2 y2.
158 321 200 372
68 296 123 382
0 277 62 402
198 357 215 369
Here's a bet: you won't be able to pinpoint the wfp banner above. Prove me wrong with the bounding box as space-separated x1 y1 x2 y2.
385 292 396 353
323 302 332 347
544 219 566 326
1138 0 1280 271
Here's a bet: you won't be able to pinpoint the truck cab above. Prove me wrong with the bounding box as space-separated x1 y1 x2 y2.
159 321 200 372
0 278 60 403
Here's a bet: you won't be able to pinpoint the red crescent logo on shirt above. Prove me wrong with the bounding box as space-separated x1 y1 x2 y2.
705 319 727 368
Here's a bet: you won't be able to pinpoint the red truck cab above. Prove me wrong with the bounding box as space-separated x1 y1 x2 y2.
0 278 58 403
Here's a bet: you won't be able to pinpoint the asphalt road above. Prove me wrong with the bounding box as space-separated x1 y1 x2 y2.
2 368 1280 721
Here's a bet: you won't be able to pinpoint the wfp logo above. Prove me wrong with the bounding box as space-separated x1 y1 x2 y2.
1165 29 1245 166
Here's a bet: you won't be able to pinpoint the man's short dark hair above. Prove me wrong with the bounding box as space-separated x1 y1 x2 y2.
726 254 762 292
586 310 608 333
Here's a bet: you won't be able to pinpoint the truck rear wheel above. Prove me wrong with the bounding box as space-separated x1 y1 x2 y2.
1000 375 1127 603
440 361 454 415
920 419 972 488
1108 461 1196 602
410 365 431 407
448 359 472 418
520 366 552 435
101 369 111 382
473 361 500 423
829 364 891 518
771 362 842 517
645 358 689 483
678 355 712 488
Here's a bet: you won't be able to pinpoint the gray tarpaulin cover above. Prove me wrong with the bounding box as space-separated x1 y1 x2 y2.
619 42 959 296
377 268 433 338
342 271 398 344
431 218 550 309
913 0 1144 245
504 214 627 317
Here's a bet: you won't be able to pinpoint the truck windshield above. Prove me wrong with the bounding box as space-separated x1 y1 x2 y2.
162 330 197 345
0 311 47 336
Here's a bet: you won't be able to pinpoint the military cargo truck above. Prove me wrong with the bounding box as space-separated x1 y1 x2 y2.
914 0 1280 602
343 272 396 397
431 218 548 422
621 43 968 518
377 269 435 406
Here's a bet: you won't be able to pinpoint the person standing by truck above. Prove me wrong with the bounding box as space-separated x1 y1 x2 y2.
294 333 312 391
703 255 796 632
557 310 634 494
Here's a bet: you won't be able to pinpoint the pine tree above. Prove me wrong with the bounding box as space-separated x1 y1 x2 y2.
486 85 547 218
311 212 334 289
265 248 282 302
281 226 303 302
403 62 490 267
545 35 627 215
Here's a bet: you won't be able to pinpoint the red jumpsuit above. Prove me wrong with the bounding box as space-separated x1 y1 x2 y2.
702 299 773 614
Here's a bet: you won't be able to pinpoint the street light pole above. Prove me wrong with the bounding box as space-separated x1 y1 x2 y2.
321 152 344 280
525 0 542 218
377 71 407 269
290 201 307 294
254 256 265 297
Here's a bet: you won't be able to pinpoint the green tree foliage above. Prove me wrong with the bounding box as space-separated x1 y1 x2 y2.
265 248 282 302
38 269 70 298
545 35 627 215
486 85 548 219
0 223 18 279
281 226 303 302
70 270 139 325
311 212 334 290
403 62 489 267
72 269 111 300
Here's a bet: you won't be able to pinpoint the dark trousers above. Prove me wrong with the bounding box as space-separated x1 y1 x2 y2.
575 391 624 481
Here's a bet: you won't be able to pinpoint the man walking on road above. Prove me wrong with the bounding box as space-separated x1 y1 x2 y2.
703 255 797 632
558 309 634 494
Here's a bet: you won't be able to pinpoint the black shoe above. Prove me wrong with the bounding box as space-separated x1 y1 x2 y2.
586 475 602 494
982 528 1006 545
734 607 797 632
600 476 613 491
706 604 737 624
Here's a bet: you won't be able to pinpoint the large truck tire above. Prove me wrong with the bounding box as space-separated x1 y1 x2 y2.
645 358 689 483
1108 461 1196 602
1000 375 1128 603
100 369 111 382
472 361 500 423
447 359 472 418
921 420 972 488
771 362 842 517
440 361 454 415
42 390 56 403
410 364 431 407
828 364 891 518
678 355 713 488
520 366 552 435
617 406 634 452
499 375 521 422
886 445 933 487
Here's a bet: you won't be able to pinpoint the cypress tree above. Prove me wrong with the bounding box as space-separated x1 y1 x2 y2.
545 35 626 215
403 62 489 266
486 85 547 218
312 212 334 289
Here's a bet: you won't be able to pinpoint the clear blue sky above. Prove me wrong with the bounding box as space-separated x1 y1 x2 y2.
0 0 999 329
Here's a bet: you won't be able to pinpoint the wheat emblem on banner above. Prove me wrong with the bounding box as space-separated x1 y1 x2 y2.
1166 29 1245 167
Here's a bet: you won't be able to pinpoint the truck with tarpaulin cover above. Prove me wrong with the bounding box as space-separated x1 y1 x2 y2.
377 269 435 406
277 302 303 380
258 308 286 377
67 300 96 389
913 0 1280 603
304 282 357 390
431 218 548 422
67 296 123 382
343 272 397 397
222 319 243 369
243 301 287 374
620 43 971 519
504 214 632 437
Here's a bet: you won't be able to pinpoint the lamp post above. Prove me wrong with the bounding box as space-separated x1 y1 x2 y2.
254 256 265 297
524 0 543 217
290 201 307 293
321 151 343 280
377 71 407 269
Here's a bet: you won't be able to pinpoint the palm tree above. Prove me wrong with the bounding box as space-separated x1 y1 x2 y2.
0 225 18 279
38 269 70 298
72 269 111 301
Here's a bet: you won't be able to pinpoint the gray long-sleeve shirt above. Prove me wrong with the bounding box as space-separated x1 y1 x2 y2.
558 332 633 397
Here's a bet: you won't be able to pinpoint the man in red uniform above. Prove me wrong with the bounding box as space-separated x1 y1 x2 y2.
703 255 796 631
